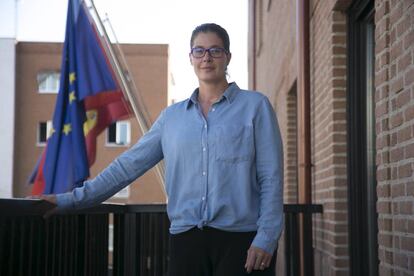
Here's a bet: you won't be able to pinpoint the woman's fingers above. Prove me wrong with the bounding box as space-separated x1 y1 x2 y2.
245 246 272 273
26 194 58 218
42 194 57 205
244 247 255 273
261 254 272 269
253 252 264 270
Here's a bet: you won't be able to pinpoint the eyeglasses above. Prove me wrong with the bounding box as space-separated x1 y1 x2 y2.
190 47 228 58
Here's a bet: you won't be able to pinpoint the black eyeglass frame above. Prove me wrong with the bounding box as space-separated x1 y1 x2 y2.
190 47 229 58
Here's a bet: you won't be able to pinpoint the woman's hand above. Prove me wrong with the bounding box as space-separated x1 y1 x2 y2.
26 194 58 219
244 245 272 273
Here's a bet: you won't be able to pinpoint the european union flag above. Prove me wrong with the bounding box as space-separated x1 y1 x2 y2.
31 0 130 194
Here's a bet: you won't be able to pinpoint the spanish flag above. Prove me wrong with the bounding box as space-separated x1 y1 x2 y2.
31 0 130 195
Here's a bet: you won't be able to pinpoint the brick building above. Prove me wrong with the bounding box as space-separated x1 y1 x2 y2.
249 0 413 275
13 41 168 204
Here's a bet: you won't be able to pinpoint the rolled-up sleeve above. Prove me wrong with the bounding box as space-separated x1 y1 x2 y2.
251 96 284 254
56 110 165 210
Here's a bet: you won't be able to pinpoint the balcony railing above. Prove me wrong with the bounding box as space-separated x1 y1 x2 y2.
0 199 322 276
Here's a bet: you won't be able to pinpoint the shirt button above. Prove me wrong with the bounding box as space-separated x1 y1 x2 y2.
202 196 205 201
202 171 206 176
204 124 207 129
203 147 206 151
212 108 215 112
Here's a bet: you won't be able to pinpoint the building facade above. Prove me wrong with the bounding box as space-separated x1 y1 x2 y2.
0 38 16 198
249 0 413 275
13 41 168 204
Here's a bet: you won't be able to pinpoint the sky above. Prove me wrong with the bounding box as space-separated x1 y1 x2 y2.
0 0 248 102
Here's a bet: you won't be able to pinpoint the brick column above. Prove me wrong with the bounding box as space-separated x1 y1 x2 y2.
375 0 414 274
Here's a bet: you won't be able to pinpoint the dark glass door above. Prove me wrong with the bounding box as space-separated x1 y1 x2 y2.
347 0 378 275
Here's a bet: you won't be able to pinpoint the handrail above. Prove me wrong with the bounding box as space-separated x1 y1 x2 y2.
0 199 322 276
284 204 323 213
0 198 125 216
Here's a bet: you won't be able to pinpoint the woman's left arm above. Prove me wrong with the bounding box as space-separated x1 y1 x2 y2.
251 96 284 254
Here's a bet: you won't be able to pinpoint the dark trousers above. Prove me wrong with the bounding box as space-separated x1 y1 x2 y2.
168 227 277 276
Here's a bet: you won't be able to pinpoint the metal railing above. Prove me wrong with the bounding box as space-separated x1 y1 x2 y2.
0 199 322 276
284 204 323 276
112 204 169 276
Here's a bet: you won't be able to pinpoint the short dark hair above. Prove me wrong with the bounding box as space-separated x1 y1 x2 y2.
190 23 230 53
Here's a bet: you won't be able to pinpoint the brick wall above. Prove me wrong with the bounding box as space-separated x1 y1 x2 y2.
375 0 414 274
250 0 414 274
310 1 349 275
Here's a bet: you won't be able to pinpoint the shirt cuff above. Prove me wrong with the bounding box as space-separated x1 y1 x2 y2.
56 192 74 210
252 230 278 254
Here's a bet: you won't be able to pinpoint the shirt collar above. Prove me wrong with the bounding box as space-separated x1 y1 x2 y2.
186 82 240 109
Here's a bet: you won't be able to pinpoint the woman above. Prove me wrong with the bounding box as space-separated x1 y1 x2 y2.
37 23 283 276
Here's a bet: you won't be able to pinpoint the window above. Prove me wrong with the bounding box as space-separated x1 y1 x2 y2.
107 120 131 146
365 20 378 276
37 71 60 93
38 121 53 145
108 224 114 252
347 1 378 274
112 186 130 198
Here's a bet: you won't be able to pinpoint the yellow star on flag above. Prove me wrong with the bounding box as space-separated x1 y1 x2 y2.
48 127 55 138
69 91 76 103
69 72 76 84
63 124 72 135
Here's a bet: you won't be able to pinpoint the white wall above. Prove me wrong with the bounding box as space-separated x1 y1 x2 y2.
0 0 17 198
0 38 16 198
0 0 17 38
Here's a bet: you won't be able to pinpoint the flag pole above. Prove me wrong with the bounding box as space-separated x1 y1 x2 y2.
83 0 166 197
102 15 154 131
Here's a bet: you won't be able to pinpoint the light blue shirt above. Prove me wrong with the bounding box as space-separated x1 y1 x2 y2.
57 82 284 253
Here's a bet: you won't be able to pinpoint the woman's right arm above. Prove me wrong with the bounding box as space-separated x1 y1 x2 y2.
55 110 166 211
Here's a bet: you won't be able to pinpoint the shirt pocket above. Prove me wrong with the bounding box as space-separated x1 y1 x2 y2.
215 124 254 163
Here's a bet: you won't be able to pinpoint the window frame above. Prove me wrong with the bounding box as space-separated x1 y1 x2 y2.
106 120 131 147
37 71 60 94
347 0 378 275
37 120 53 146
